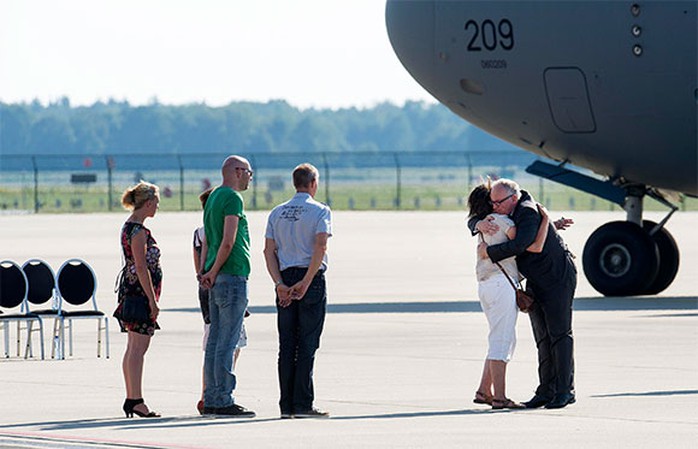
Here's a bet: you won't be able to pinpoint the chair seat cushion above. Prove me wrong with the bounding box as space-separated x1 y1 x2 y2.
33 309 59 315
0 313 39 320
60 311 105 317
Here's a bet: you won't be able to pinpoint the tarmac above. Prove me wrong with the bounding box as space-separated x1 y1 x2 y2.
0 210 696 448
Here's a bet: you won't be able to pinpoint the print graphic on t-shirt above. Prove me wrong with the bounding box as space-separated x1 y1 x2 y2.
280 205 305 222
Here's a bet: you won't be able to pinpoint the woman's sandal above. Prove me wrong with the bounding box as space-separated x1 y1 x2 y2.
492 398 525 410
131 398 161 418
473 391 493 405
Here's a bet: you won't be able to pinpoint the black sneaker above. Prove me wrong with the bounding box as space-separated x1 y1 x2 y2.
280 412 294 419
294 408 329 419
215 403 256 418
202 406 217 415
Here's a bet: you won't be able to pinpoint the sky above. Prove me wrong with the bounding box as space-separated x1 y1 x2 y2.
0 0 437 110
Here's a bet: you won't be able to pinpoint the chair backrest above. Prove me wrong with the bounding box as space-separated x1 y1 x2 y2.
56 259 97 309
22 259 57 308
0 260 29 310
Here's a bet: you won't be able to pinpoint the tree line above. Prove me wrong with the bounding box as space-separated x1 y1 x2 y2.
0 98 520 155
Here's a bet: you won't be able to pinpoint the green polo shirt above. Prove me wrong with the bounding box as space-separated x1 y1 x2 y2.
203 186 250 277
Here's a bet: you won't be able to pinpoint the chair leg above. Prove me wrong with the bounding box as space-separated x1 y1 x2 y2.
24 321 33 359
105 317 110 359
97 319 102 358
38 319 45 360
4 322 10 358
68 319 73 357
16 321 21 356
51 318 60 359
58 318 66 360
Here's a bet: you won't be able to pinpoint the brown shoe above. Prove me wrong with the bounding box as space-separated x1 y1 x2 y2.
473 391 493 405
492 398 525 410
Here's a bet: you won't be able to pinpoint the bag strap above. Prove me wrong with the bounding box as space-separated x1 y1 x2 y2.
479 233 519 292
494 261 519 292
114 253 127 294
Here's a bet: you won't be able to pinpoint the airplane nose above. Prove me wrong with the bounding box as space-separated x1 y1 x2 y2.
385 0 436 95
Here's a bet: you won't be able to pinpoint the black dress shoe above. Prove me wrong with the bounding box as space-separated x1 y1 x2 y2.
523 394 552 409
215 403 256 418
545 393 576 409
294 407 330 419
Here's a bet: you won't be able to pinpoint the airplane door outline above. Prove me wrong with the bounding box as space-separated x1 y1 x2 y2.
544 67 596 133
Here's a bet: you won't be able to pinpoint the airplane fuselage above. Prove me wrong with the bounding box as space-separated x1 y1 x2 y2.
387 0 697 296
387 0 697 195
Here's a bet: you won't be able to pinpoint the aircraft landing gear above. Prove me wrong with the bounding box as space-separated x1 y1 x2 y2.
582 221 658 296
582 188 680 296
641 220 680 295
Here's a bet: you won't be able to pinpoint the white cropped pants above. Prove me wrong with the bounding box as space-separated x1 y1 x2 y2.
477 274 518 362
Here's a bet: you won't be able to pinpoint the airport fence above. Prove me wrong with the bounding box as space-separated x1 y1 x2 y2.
0 151 693 213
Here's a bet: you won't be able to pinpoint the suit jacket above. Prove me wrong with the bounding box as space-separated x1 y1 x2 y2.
469 190 574 288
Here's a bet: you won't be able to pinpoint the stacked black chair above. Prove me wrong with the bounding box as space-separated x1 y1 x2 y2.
0 260 45 359
55 258 110 359
22 259 61 358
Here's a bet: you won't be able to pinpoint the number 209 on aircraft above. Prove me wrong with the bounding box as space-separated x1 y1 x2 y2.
464 19 515 51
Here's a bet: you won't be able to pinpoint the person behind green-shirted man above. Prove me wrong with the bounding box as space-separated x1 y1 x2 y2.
199 155 255 417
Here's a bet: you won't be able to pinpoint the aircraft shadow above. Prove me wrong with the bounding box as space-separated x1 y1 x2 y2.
167 296 697 315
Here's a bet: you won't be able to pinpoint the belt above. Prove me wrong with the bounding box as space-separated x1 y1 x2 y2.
282 267 325 276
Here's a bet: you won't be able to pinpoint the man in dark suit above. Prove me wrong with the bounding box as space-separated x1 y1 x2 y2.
470 178 577 409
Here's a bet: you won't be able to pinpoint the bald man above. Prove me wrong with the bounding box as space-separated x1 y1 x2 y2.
200 155 256 417
470 179 577 410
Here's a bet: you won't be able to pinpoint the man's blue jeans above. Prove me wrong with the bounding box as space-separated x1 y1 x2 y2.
204 274 248 408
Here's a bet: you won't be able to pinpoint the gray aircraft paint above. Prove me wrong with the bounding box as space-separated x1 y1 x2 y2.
386 0 697 296
386 0 697 195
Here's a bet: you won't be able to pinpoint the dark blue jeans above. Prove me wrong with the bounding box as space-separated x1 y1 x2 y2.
277 267 327 414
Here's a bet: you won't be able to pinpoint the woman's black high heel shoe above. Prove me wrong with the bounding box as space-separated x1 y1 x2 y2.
123 398 137 418
123 398 160 418
131 398 161 418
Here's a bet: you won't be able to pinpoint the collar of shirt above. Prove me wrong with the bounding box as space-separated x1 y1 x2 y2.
293 192 312 200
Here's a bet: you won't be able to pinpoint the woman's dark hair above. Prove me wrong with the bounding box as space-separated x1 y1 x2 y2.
467 183 492 219
199 187 213 209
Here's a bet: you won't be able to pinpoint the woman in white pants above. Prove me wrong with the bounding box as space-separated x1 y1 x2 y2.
467 183 550 409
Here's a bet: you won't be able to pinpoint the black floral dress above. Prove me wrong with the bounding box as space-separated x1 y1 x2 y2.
115 222 162 336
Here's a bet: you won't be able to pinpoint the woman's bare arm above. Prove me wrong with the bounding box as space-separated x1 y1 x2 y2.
526 205 550 253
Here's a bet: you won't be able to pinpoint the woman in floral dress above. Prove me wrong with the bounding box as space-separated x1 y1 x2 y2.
115 181 162 418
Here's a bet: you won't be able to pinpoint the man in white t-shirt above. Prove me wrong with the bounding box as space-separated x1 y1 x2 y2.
263 163 332 420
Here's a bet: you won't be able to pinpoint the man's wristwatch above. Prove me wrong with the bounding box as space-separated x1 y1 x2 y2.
274 280 282 288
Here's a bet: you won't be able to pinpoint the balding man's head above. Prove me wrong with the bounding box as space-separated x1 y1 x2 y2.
490 178 520 215
221 155 253 191
222 155 249 174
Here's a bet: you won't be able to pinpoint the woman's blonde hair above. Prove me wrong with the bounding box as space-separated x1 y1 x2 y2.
121 181 159 210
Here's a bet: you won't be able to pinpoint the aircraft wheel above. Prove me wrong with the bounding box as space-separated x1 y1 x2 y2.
641 220 680 295
582 221 659 296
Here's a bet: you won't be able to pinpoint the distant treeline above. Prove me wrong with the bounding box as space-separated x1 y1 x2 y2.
0 98 520 155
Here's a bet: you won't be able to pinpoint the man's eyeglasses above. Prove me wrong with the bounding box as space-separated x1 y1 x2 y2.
490 193 514 206
235 167 254 176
